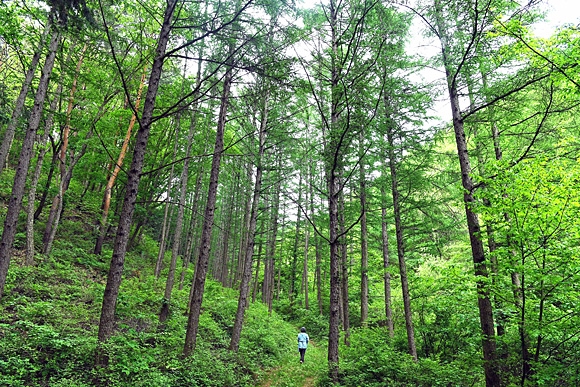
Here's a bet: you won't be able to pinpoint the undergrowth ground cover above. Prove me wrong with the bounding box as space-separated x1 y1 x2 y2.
0 238 309 386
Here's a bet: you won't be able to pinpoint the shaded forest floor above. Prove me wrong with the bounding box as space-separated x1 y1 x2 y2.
259 339 327 387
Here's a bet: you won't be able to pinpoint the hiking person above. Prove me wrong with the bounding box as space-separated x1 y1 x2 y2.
297 327 309 363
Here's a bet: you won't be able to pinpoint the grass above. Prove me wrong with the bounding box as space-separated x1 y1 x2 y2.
258 335 327 387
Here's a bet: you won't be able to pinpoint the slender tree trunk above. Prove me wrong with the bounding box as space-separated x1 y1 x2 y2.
310 162 323 316
262 155 281 313
381 185 394 337
359 131 369 326
230 89 268 352
0 26 60 299
385 118 417 360
42 44 87 255
43 164 75 255
252 224 264 303
232 164 252 287
183 56 233 357
0 20 51 172
434 3 500 383
217 171 237 285
154 123 180 277
95 67 146 255
302 227 310 310
97 0 178 346
34 146 58 220
179 154 205 290
327 162 341 382
159 102 196 323
339 188 350 346
290 173 303 302
178 54 206 290
25 80 63 265
327 0 341 379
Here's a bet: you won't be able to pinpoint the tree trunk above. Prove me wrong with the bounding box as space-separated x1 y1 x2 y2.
154 123 180 276
0 26 60 299
97 0 178 346
159 96 197 323
339 188 350 346
302 227 310 310
34 145 58 221
327 0 341 379
252 223 264 303
385 117 417 361
309 159 323 316
178 48 206 290
25 79 63 265
216 170 237 285
434 2 500 382
179 153 206 290
0 20 51 172
290 173 303 302
327 162 341 382
359 130 369 326
234 165 253 287
262 154 281 313
380 185 394 337
183 55 233 356
42 43 87 255
230 97 268 351
43 163 76 255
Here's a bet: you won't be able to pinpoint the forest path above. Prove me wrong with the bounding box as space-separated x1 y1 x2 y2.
258 339 327 387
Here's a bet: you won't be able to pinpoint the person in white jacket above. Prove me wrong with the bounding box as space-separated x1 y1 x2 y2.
297 327 310 363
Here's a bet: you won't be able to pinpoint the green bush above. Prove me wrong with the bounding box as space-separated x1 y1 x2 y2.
337 327 483 387
0 254 300 386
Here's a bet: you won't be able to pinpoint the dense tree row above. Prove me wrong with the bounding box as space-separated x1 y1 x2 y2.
0 0 579 385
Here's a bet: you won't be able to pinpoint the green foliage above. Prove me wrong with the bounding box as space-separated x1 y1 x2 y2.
0 250 298 386
335 328 482 387
239 302 296 369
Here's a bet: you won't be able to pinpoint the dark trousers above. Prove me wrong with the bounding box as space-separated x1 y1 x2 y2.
299 348 306 362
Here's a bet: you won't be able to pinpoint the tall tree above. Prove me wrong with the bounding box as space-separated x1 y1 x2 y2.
97 0 179 345
183 40 236 357
230 81 269 352
0 10 61 299
0 19 50 172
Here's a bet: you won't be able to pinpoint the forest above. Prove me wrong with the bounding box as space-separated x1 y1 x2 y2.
0 0 579 386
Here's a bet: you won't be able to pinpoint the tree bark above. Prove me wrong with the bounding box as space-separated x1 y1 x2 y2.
262 154 281 313
290 173 303 302
0 26 60 300
230 92 268 351
327 0 342 379
154 123 180 276
0 20 51 172
359 130 369 326
183 55 233 356
434 2 500 382
385 116 417 361
339 188 350 346
302 226 310 310
380 185 394 337
97 0 178 345
25 79 63 265
159 95 197 323
42 43 87 255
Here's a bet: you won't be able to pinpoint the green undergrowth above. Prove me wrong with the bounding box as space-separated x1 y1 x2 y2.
334 328 483 387
0 247 299 386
